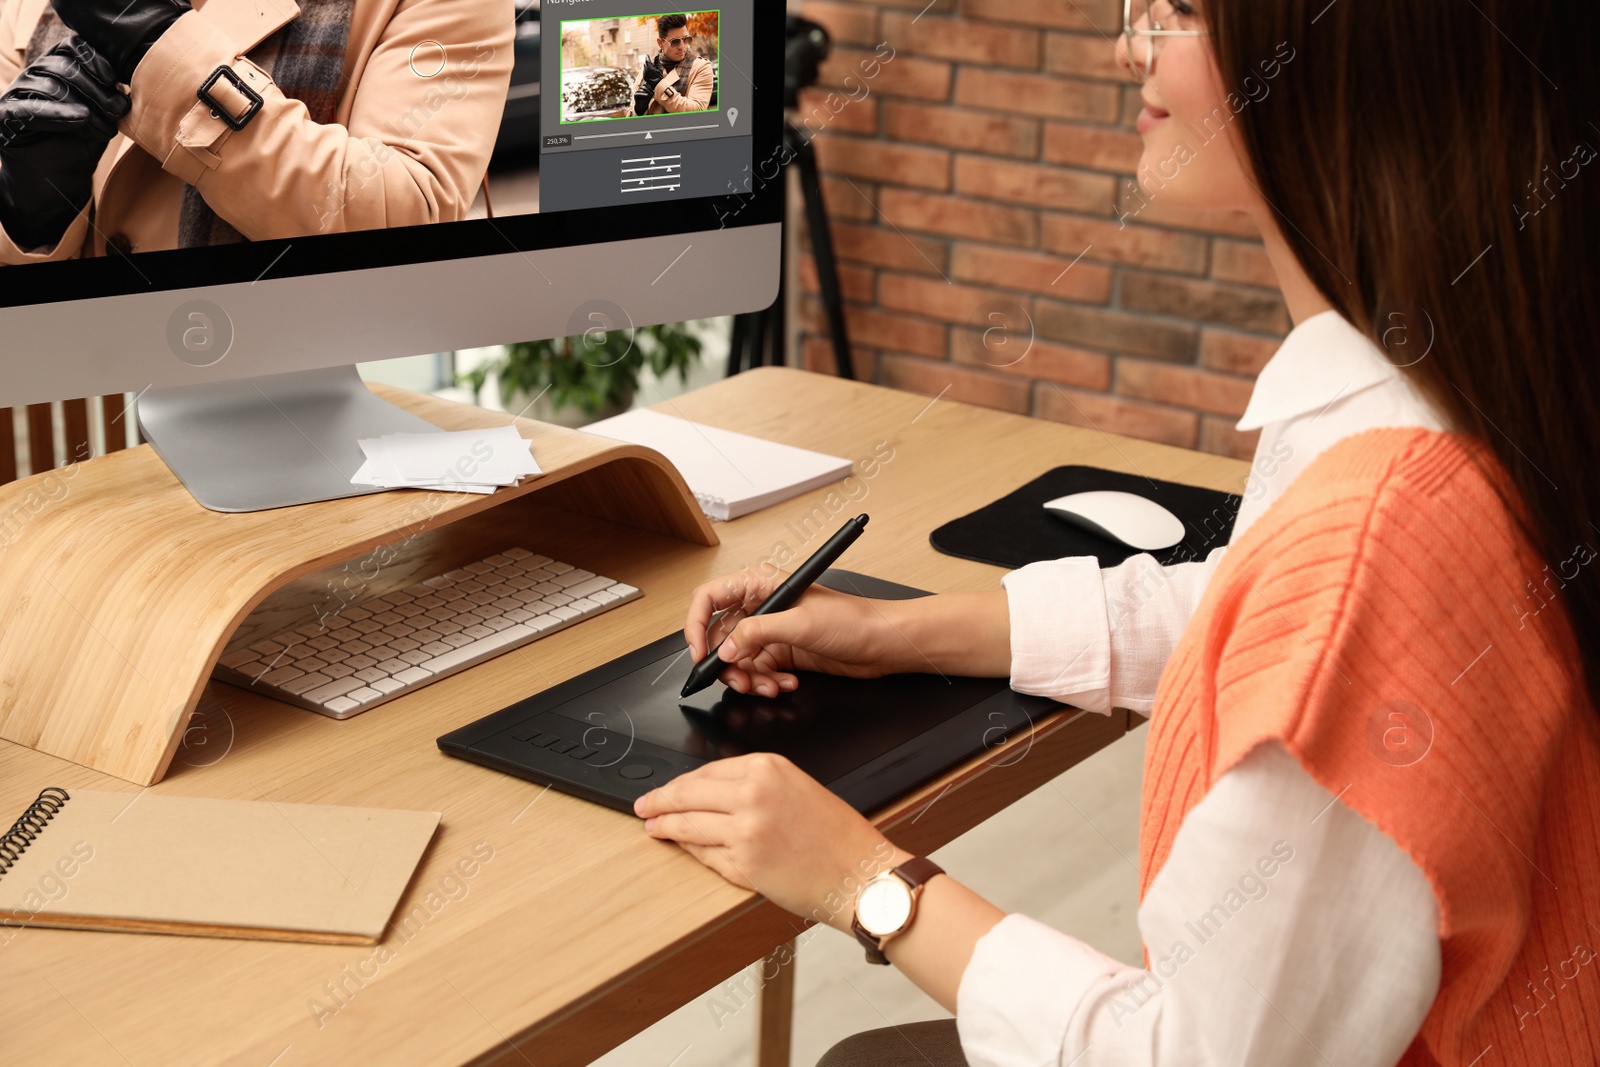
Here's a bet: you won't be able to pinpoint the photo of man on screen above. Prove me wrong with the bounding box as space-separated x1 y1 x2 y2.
632 13 713 116
0 0 514 264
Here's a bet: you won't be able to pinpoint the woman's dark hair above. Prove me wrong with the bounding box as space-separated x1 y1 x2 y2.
1205 0 1600 716
657 13 688 37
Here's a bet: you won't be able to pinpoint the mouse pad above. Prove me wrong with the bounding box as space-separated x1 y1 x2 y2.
437 570 1060 814
930 465 1241 570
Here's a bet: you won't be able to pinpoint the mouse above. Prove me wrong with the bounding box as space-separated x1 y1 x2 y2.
1042 490 1187 551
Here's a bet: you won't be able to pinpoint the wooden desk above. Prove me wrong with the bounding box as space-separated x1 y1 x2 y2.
0 368 1248 1066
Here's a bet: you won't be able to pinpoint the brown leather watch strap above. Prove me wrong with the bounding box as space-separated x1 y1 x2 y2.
851 856 945 965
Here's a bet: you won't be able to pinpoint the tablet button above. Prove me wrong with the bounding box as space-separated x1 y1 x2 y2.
618 764 654 780
548 740 578 754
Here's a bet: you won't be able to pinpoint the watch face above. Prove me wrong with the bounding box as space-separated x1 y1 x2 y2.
857 876 913 937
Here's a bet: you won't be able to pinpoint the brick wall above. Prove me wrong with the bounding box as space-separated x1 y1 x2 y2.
791 0 1289 460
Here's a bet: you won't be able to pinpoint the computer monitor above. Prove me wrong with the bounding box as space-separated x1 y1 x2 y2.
0 1 782 511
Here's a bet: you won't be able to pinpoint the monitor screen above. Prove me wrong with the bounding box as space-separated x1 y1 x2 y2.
0 0 778 310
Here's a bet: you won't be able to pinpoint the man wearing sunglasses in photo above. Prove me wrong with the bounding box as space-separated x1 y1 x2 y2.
633 12 713 115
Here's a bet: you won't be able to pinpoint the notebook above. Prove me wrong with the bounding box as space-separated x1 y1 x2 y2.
0 787 440 944
583 408 853 520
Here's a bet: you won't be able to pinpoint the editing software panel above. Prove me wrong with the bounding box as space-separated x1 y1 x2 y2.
541 3 750 211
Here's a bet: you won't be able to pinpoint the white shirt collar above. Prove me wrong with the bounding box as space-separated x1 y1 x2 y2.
1235 310 1404 432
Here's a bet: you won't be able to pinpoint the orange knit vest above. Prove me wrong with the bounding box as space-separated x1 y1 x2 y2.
1141 427 1600 1065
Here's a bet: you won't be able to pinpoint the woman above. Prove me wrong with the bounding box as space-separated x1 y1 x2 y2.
634 1 1600 1063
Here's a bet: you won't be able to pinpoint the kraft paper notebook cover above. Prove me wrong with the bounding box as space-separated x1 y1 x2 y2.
0 788 440 944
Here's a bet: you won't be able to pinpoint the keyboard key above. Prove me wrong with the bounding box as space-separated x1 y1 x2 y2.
526 614 562 631
419 641 453 656
563 575 617 600
394 603 427 618
354 667 389 684
392 666 433 685
505 608 535 623
306 676 366 703
371 611 403 626
324 696 360 714
611 584 639 598
485 554 513 566
423 575 452 589
484 617 516 632
441 633 474 649
544 593 574 607
295 623 328 638
525 554 551 566
444 568 473 581
546 561 574 575
420 624 535 674
589 589 619 604
457 579 486 594
260 666 305 687
328 628 361 643
372 677 406 694
347 686 383 703
552 569 594 588
462 624 494 639
376 658 411 674
567 598 600 613
352 619 385 634
415 595 445 609
344 640 375 656
308 636 339 651
282 672 333 695
431 620 463 636
248 639 285 655
322 664 355 680
343 607 373 622
504 547 532 559
388 637 421 653
465 561 494 574
219 648 260 669
298 657 328 673
400 650 433 666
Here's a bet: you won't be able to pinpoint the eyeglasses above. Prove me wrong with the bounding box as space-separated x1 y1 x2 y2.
663 34 694 46
1122 0 1206 80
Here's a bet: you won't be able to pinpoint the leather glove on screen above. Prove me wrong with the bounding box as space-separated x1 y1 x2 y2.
50 0 191 84
635 55 664 115
0 39 131 250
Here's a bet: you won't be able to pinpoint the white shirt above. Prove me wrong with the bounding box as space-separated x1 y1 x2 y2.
956 312 1449 1066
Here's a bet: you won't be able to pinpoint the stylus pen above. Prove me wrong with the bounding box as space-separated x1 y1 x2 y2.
680 513 869 698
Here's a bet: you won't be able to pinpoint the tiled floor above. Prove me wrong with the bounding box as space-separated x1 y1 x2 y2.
591 721 1150 1067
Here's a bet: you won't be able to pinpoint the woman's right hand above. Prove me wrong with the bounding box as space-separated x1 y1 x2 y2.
684 568 915 697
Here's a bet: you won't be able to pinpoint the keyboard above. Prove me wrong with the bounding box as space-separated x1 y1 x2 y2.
213 548 641 719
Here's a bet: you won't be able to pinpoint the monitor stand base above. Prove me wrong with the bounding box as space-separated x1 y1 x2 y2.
137 365 441 512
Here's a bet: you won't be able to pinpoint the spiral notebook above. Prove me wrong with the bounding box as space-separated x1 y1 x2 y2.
583 408 853 520
0 788 440 944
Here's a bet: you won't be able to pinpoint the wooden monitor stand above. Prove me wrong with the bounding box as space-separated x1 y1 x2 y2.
0 384 716 786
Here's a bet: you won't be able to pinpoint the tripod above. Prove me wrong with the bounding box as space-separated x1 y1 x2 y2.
726 120 855 379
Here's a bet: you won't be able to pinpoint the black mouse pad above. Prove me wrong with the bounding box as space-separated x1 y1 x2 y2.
930 466 1241 570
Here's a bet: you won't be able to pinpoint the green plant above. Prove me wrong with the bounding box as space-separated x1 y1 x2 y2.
461 320 705 417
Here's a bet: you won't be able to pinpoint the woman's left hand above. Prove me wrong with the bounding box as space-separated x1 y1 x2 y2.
634 752 905 929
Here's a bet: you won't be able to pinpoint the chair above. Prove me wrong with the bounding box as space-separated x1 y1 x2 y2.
0 395 134 485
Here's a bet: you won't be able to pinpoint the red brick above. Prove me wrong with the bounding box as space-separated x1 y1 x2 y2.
881 354 1030 415
801 0 880 46
820 175 878 222
798 254 877 304
821 47 952 101
879 272 1016 324
1115 358 1255 418
1116 185 1261 238
882 101 1040 159
1211 239 1277 288
1120 272 1290 334
1200 416 1260 461
953 155 1115 214
879 189 1037 246
813 134 951 191
882 11 1040 69
802 299 949 359
1041 213 1208 275
1043 31 1125 81
955 69 1120 122
1035 299 1197 361
952 330 1111 390
802 337 879 382
1198 329 1281 376
827 220 949 276
1042 123 1145 173
1034 382 1199 449
960 0 1120 33
796 87 878 136
949 244 1112 303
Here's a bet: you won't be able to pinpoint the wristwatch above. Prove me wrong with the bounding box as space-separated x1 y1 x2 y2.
850 856 944 964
